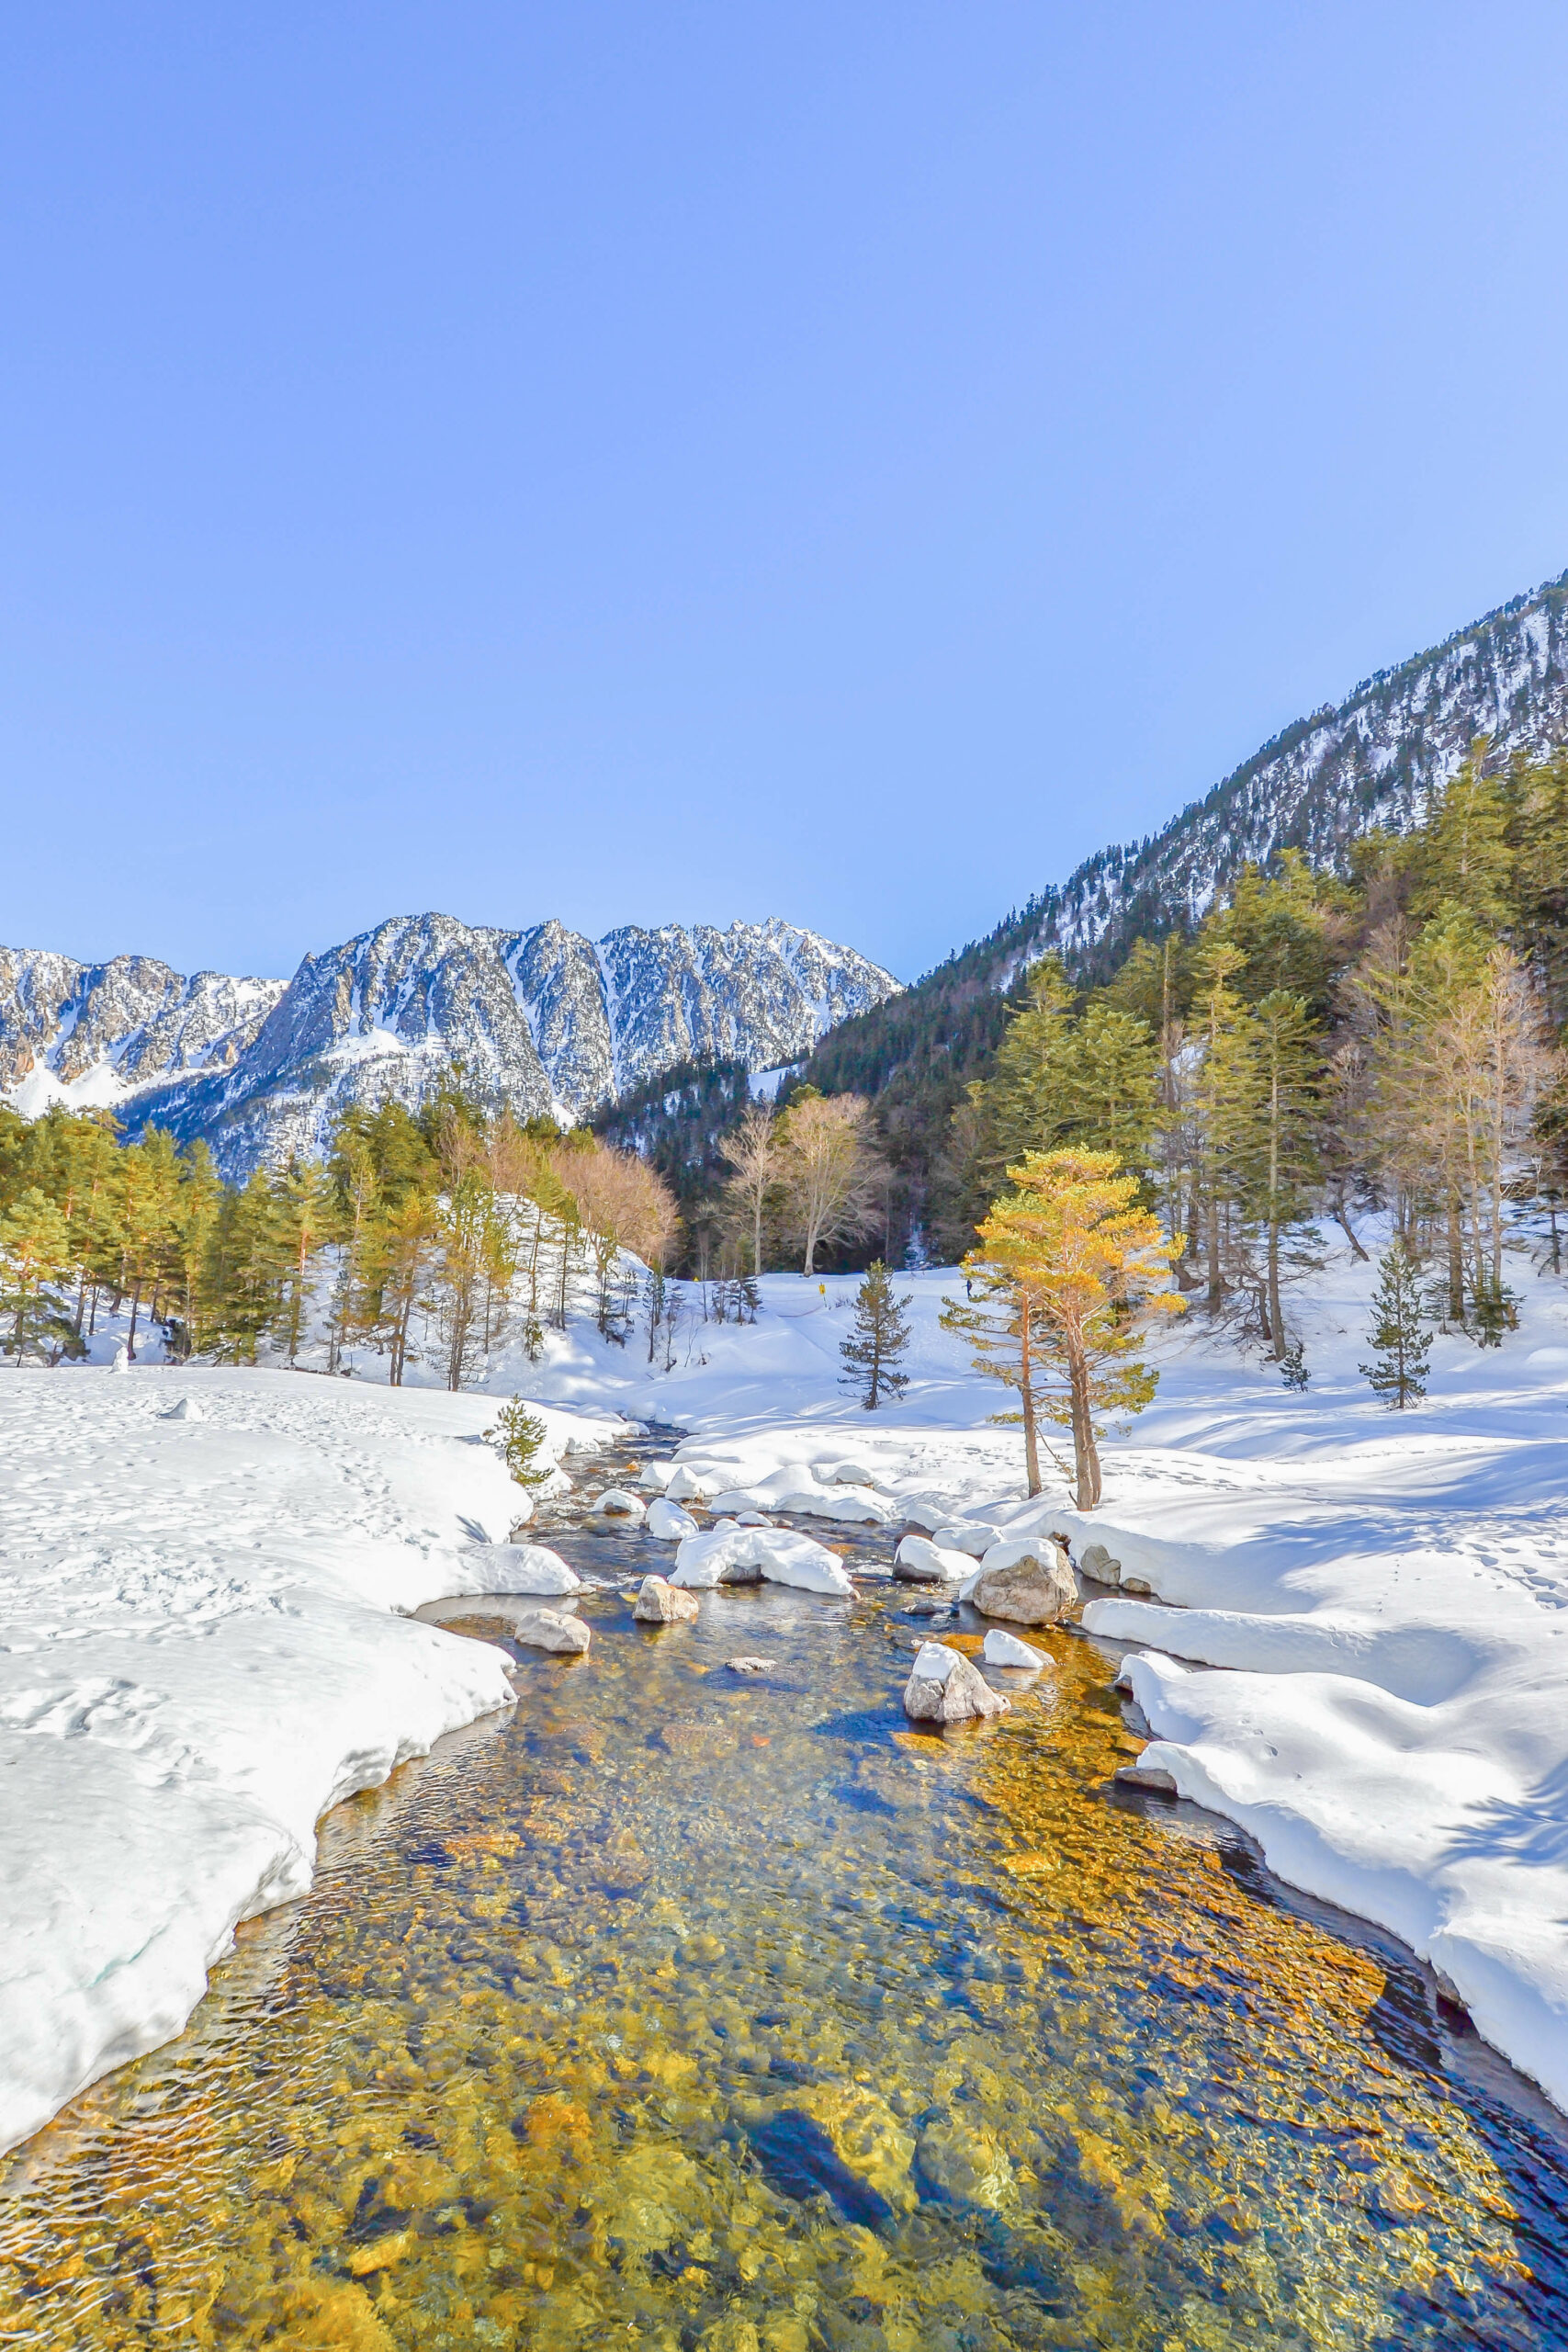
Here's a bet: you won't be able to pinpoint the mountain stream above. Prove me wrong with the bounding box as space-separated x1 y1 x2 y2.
3 1450 1567 2350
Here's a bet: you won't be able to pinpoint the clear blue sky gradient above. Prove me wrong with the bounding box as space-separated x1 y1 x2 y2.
6 4 1568 984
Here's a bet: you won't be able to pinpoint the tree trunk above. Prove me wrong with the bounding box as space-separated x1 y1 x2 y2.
1019 1296 1042 1497
1447 1192 1464 1321
1267 1216 1285 1360
1066 1339 1100 1510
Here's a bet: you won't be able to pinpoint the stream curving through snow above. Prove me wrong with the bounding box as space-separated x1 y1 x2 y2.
3 1461 1568 2350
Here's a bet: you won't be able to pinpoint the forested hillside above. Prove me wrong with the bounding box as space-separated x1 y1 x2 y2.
801 568 1568 1234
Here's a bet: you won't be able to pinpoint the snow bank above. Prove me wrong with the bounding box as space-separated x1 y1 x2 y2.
0 1367 619 2157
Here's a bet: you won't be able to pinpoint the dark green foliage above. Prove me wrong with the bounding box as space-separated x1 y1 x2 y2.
839 1260 912 1409
1360 1246 1431 1408
485 1396 551 1487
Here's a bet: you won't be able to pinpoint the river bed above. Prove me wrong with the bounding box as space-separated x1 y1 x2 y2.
3 1473 1567 2350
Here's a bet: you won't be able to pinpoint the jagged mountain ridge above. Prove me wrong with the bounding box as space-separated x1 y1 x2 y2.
0 914 898 1178
806 565 1568 1121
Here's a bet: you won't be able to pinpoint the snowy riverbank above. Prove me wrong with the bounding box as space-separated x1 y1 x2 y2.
0 1370 624 2158
6 1229 1568 2152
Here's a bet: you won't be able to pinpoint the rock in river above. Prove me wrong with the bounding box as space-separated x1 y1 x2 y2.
916 2115 1016 2211
982 1627 1046 1671
591 1488 645 1524
645 1497 700 1542
485 1543 582 1596
511 1608 592 1656
632 1575 700 1624
962 1539 1076 1625
902 1642 1011 1724
894 1534 971 1585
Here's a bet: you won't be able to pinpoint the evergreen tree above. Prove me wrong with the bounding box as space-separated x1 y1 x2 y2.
1410 744 1515 927
839 1260 912 1408
1359 1242 1431 1408
0 1187 76 1360
485 1396 552 1487
273 1158 337 1363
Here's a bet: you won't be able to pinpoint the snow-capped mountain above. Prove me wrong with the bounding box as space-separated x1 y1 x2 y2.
0 951 285 1114
0 915 898 1177
1032 565 1568 978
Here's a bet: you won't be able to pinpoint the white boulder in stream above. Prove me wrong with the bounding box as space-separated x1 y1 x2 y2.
670 1521 852 1595
895 1534 972 1585
646 1497 700 1542
481 1544 582 1596
512 1608 592 1655
983 1628 1047 1671
591 1488 645 1524
903 1642 1011 1724
632 1575 700 1624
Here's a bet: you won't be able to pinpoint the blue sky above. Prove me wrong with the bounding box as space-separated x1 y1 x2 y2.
6 3 1568 985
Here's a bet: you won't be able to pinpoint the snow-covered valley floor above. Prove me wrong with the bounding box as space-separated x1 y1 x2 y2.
5 1227 1568 2155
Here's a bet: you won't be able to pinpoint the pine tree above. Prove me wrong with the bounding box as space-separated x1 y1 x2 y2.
485 1396 552 1487
273 1157 338 1363
1359 1243 1431 1408
0 1187 76 1360
839 1260 912 1408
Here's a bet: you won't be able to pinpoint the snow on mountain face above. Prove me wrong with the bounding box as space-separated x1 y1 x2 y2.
1031 568 1568 978
0 952 285 1116
0 917 899 1178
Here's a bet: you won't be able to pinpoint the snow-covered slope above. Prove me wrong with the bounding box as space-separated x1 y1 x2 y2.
0 1371 622 2159
1033 566 1568 976
0 915 899 1175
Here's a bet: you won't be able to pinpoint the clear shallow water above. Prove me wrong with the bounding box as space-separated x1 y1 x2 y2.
4 1476 1568 2350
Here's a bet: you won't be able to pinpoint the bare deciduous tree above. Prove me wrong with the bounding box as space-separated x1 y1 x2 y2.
720 1102 781 1278
775 1092 880 1275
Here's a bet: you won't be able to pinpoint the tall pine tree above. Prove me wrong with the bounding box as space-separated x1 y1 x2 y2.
839 1261 912 1408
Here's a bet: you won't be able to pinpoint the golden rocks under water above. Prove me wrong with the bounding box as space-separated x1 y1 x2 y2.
2 1496 1565 2350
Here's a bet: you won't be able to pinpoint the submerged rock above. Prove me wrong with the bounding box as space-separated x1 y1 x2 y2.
511 1608 592 1656
916 2115 1015 2211
964 1540 1076 1625
755 2082 917 2224
632 1575 701 1624
725 1656 773 1675
902 1642 1011 1724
